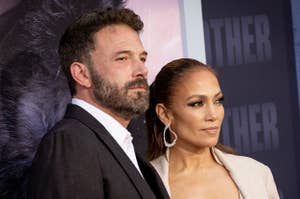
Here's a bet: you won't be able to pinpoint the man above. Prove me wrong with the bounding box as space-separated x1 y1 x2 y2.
0 2 124 199
28 8 169 199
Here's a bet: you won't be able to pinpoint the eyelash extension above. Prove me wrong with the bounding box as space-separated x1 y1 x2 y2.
216 96 225 104
187 101 204 107
187 96 224 107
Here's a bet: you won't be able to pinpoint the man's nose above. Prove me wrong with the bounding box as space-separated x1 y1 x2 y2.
133 58 148 78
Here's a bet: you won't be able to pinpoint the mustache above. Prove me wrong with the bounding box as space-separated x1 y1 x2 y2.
125 78 149 90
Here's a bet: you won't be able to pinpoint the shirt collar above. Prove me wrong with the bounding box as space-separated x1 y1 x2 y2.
71 98 132 148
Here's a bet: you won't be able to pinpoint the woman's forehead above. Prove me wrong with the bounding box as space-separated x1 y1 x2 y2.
172 69 220 96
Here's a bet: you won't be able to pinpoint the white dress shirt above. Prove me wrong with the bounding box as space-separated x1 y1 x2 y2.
72 98 143 176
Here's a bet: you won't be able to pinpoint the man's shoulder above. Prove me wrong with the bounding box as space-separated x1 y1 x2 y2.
50 117 88 134
41 117 102 147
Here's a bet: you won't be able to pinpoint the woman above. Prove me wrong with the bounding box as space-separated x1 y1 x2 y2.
145 58 279 199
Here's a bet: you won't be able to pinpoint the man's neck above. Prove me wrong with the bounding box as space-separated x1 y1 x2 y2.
73 96 130 128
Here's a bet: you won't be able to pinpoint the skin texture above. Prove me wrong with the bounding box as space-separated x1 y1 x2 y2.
156 68 240 199
71 24 149 127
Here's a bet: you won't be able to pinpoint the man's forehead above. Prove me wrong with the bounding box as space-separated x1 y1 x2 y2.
97 24 137 38
94 25 144 52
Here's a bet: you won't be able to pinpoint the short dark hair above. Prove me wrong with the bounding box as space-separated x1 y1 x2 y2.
145 58 233 160
58 7 144 95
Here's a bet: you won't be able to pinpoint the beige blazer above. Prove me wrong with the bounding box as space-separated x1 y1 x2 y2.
151 148 280 199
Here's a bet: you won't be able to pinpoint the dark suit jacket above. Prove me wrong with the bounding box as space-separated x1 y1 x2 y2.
28 104 169 199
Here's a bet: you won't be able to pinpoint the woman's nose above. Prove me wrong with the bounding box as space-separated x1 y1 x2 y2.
204 104 218 121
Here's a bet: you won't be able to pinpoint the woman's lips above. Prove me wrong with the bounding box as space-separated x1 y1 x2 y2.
201 127 219 134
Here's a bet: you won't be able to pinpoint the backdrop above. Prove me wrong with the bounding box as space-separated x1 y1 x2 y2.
0 0 299 199
131 0 300 198
202 1 300 198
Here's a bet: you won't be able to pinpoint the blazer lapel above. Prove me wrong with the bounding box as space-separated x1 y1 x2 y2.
213 148 268 199
65 104 156 198
213 149 250 198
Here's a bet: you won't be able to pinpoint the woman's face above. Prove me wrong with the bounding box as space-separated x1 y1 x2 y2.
168 68 224 151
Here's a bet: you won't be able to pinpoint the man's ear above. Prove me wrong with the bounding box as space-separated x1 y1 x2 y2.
155 103 173 125
70 62 92 88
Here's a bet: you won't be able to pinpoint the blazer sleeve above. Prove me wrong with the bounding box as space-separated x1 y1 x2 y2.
265 167 280 199
28 122 105 199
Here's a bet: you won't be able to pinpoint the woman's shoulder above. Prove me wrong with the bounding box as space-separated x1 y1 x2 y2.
214 148 280 198
150 154 168 171
214 148 271 173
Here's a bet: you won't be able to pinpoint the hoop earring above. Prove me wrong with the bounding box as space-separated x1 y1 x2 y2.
163 124 178 147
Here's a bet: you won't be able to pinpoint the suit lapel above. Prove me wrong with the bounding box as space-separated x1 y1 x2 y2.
65 104 156 198
137 154 170 199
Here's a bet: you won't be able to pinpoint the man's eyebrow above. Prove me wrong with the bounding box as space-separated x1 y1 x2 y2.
114 50 131 56
113 50 148 56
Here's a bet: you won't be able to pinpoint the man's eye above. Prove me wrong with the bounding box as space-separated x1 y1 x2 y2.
116 57 127 61
140 57 147 62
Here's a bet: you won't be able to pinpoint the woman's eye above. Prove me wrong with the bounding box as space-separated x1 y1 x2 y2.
188 101 204 107
215 96 224 105
140 57 147 62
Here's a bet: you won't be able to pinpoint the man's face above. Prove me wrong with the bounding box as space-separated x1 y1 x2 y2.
89 24 149 120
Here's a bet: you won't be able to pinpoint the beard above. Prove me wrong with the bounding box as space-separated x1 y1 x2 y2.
89 67 149 120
